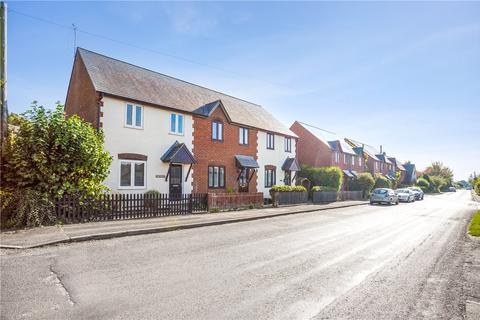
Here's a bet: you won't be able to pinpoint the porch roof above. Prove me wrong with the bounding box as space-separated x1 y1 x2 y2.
282 157 301 171
161 141 196 164
235 155 259 169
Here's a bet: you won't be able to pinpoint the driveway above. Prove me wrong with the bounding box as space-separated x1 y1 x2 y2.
1 191 478 319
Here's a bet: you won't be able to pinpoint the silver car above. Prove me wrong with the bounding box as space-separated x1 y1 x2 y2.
395 188 416 202
370 188 399 205
408 187 424 200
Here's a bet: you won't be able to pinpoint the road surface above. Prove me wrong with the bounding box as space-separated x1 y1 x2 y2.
1 191 478 319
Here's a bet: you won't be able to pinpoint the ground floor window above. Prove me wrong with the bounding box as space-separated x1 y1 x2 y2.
208 166 225 188
119 160 146 189
265 168 276 188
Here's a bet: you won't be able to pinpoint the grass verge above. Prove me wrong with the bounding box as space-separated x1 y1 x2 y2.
468 210 480 237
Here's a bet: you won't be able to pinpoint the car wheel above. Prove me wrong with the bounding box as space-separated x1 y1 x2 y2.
396 201 399 205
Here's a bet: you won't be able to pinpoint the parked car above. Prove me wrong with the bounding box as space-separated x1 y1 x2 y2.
370 188 399 205
408 187 424 200
448 187 457 192
395 188 416 203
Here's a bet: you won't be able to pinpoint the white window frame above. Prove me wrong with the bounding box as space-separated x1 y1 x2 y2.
125 104 144 129
239 127 249 145
118 160 147 190
285 137 292 153
267 133 275 150
351 155 355 166
169 112 185 135
359 157 362 167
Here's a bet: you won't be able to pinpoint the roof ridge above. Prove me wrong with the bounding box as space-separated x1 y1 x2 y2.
77 47 263 108
298 121 337 135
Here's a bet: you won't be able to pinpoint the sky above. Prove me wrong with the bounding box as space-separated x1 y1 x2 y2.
6 1 480 180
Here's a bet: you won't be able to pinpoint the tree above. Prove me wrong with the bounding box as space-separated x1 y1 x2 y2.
2 102 112 227
350 172 375 198
424 162 454 186
374 174 391 189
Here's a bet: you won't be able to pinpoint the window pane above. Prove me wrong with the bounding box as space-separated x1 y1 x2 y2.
170 113 176 132
219 167 225 187
245 129 248 145
213 167 219 187
120 162 131 186
239 128 243 144
212 122 217 140
134 163 145 187
135 106 142 127
218 123 223 140
178 115 183 134
208 167 213 187
126 105 133 126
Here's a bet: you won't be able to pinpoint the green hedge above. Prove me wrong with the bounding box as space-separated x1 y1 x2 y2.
311 186 337 192
269 185 307 193
374 174 391 189
300 165 343 191
349 172 375 198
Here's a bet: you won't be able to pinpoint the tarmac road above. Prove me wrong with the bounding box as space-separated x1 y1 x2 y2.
1 191 477 320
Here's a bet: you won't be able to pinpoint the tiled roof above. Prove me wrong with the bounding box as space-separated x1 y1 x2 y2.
235 155 259 169
346 139 381 161
282 157 301 171
299 122 356 155
376 153 392 164
161 141 196 164
388 157 406 171
78 48 296 137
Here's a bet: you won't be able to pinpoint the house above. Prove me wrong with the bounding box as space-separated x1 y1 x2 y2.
65 48 299 199
290 121 364 188
388 157 406 182
403 163 417 185
344 139 382 177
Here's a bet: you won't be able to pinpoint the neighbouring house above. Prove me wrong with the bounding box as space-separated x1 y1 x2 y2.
403 163 417 185
388 157 406 183
344 139 383 177
65 48 299 199
290 121 364 189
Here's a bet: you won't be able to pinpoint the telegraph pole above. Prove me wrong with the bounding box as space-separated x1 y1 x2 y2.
0 1 7 150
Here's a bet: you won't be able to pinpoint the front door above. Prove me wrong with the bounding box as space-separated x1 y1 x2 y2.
239 168 249 193
169 165 182 198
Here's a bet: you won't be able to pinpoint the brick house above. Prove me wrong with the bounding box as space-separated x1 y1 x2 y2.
344 139 383 177
65 48 298 199
290 122 364 189
388 157 406 182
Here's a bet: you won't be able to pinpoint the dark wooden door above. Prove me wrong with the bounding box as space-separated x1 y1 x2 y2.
169 165 182 198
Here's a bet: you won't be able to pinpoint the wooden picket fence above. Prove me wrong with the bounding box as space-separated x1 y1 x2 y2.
55 193 208 224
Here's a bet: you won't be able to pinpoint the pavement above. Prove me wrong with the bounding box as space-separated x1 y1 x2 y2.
1 191 479 320
0 200 367 249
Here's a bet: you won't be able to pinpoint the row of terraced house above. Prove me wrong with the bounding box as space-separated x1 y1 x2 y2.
65 48 417 200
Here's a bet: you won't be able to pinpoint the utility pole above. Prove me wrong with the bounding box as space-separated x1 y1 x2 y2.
0 1 7 150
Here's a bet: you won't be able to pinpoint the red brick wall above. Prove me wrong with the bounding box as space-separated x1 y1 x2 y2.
65 53 99 128
192 107 258 193
290 121 332 168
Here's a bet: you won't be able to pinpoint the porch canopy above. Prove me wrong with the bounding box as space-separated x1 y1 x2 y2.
235 155 259 169
343 169 355 178
161 141 196 182
282 157 301 172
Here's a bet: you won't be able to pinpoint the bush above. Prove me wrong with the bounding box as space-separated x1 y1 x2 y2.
374 174 391 189
350 172 375 198
312 186 337 192
427 175 447 193
2 189 56 228
416 177 430 192
300 165 343 191
270 185 307 193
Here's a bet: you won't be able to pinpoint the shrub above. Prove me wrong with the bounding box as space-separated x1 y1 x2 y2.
2 189 56 228
145 190 160 196
350 172 375 198
312 186 337 192
269 185 307 193
226 187 235 194
427 175 447 193
374 174 391 189
416 177 430 192
300 165 343 191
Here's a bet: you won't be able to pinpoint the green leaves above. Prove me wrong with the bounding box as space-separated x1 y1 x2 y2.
300 165 343 191
3 101 112 226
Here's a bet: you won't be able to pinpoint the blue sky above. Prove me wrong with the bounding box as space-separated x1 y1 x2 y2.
7 1 480 180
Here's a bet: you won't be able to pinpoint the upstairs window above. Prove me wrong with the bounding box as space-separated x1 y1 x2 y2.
125 104 143 129
267 133 275 150
351 156 355 166
334 152 340 163
358 157 362 167
344 154 347 164
239 127 249 145
285 137 292 153
212 121 223 141
170 113 184 135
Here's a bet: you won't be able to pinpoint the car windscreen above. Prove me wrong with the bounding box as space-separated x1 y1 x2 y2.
374 189 388 194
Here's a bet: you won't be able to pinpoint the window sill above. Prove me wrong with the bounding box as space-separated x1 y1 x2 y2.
124 125 144 130
118 186 147 190
169 131 185 136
